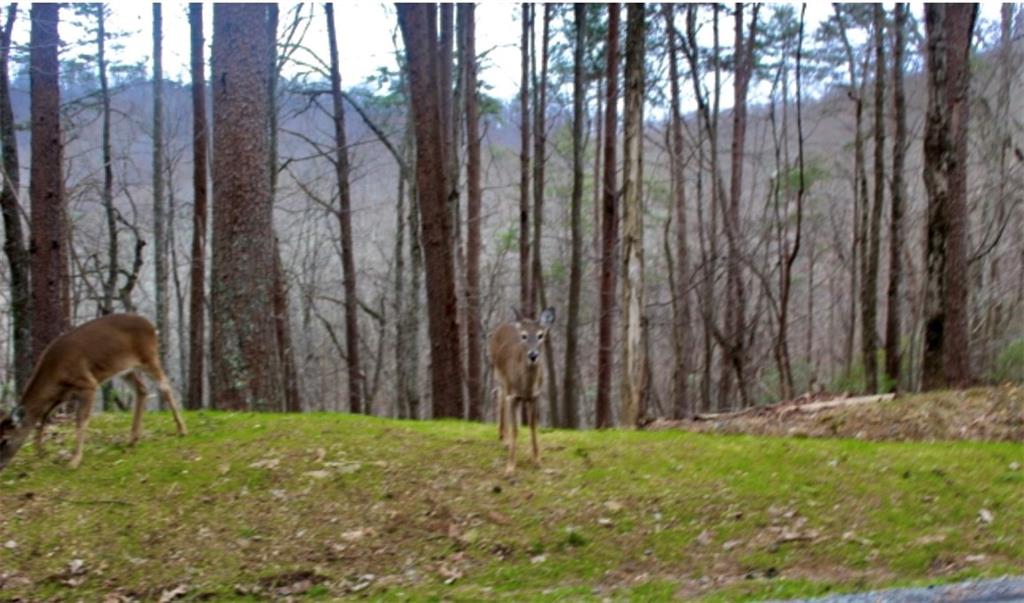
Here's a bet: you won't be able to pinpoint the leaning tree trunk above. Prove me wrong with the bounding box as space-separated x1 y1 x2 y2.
187 2 208 410
561 3 585 429
325 3 364 414
29 2 69 364
620 3 646 428
595 3 619 429
885 3 908 391
397 3 464 419
210 3 285 411
0 4 30 393
921 4 976 390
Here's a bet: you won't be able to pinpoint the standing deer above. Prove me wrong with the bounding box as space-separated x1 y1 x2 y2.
489 306 555 476
0 314 187 471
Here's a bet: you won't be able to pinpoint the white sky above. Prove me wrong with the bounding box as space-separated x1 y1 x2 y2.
7 2 1010 102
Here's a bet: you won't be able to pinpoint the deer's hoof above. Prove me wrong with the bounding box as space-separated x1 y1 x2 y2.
68 456 82 469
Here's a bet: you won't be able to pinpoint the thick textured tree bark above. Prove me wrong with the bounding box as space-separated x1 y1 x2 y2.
187 3 208 411
861 6 886 393
620 3 646 428
397 3 464 419
518 4 531 317
595 3 619 429
461 4 483 422
0 5 30 394
885 3 908 391
922 4 976 390
29 3 69 364
325 3 365 414
562 3 585 430
664 3 692 419
153 3 168 376
211 3 284 411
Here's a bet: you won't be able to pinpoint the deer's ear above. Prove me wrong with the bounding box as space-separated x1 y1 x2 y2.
539 307 556 328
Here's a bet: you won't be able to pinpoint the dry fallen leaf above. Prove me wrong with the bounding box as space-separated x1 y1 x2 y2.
158 584 188 603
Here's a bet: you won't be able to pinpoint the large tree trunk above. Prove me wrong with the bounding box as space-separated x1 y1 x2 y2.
397 3 464 419
0 5 30 394
461 3 483 422
325 3 365 414
153 4 169 378
518 4 531 316
595 3 619 429
187 2 209 411
620 3 646 428
664 3 693 419
921 4 976 390
562 3 585 429
885 3 908 391
29 3 69 364
210 3 284 411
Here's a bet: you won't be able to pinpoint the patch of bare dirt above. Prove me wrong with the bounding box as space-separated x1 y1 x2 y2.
648 386 1024 442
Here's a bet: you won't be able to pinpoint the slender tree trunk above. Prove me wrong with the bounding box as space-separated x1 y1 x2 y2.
664 3 693 419
29 3 69 364
187 2 208 411
397 3 464 419
620 3 646 428
595 3 619 429
153 3 168 380
531 5 557 424
921 4 976 390
461 4 483 422
325 3 365 414
0 4 30 394
562 3 585 429
518 3 531 316
860 6 886 393
885 4 908 391
722 4 757 409
210 3 284 411
273 240 300 412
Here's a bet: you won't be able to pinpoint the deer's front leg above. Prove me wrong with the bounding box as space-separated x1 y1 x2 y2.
68 387 97 469
529 399 540 466
505 395 518 477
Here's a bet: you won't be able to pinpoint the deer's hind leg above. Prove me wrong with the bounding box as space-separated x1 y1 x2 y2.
141 359 187 437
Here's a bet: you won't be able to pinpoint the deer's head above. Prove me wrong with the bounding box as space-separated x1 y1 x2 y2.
0 406 29 471
512 306 555 366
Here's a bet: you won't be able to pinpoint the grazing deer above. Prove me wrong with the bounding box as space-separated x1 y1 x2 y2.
489 306 555 476
0 314 187 471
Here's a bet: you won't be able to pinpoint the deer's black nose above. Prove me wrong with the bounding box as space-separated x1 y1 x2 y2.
528 350 539 363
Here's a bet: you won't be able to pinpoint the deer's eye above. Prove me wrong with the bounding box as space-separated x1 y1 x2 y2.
520 333 527 341
538 333 544 340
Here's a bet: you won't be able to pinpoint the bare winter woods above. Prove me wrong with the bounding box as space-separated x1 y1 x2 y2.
0 3 1021 427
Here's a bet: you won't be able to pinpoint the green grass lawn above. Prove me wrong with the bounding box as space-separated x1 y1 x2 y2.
0 410 1021 601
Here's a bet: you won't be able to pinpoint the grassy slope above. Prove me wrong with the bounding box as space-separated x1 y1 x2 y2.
0 407 1021 601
